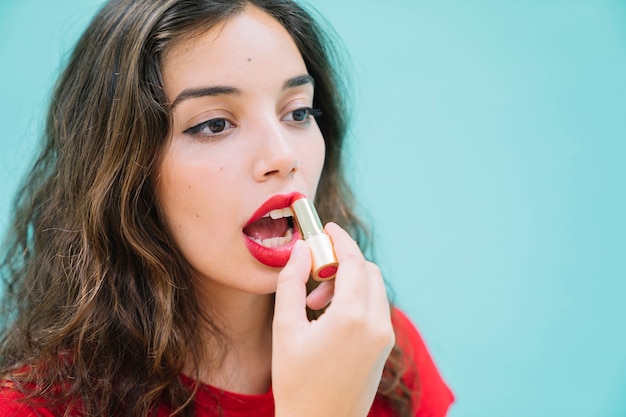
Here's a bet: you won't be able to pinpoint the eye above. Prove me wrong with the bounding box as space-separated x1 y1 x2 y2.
183 117 235 138
283 107 322 124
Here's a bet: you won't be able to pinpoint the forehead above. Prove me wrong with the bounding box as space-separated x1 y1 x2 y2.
161 5 308 101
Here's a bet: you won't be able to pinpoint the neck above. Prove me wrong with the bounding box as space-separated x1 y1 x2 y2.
186 281 274 395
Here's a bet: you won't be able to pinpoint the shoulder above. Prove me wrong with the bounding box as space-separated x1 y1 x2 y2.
391 307 454 416
0 384 56 417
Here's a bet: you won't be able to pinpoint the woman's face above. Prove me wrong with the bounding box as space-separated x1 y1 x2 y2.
156 6 325 296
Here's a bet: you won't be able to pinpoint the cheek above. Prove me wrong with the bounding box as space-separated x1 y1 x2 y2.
155 147 219 233
155 156 231 271
157 156 194 220
155 140 248 247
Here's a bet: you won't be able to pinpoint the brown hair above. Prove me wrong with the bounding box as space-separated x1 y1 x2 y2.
0 0 416 415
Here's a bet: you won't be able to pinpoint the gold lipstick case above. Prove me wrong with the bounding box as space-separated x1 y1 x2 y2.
291 197 338 281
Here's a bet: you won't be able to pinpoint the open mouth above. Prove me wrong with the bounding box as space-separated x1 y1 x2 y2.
243 207 296 248
243 192 305 267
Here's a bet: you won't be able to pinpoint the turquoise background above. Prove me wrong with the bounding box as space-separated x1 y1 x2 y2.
1 1 625 416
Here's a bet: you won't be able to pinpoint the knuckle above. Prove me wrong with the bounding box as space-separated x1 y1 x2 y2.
338 305 367 328
365 261 381 277
373 321 395 352
336 310 395 351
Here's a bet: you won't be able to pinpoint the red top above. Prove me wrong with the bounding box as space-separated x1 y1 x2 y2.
0 309 453 416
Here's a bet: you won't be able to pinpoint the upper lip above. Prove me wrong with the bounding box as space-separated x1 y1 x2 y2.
244 192 306 228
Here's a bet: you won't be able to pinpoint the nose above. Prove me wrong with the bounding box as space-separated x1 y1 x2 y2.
252 117 299 182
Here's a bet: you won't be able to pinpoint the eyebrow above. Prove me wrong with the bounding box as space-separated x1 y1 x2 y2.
283 74 315 90
169 74 315 109
170 86 240 109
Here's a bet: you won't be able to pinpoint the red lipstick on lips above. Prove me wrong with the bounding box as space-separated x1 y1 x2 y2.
243 192 305 267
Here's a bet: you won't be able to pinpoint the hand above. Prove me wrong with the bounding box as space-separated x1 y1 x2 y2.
272 222 395 417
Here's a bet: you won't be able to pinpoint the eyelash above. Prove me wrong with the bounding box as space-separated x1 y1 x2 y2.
286 106 322 123
182 107 322 139
183 118 233 137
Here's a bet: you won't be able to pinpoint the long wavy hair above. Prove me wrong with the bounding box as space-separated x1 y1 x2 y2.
0 0 417 415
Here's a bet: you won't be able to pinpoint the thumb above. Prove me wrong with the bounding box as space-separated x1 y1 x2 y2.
273 240 311 329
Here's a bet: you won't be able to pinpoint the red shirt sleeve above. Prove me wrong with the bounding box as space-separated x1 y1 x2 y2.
392 308 454 417
0 386 56 417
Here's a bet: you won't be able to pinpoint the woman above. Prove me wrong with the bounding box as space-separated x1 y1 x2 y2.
0 0 453 416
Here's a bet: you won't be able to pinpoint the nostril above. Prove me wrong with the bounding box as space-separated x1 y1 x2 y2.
287 160 299 177
254 152 299 181
263 160 297 178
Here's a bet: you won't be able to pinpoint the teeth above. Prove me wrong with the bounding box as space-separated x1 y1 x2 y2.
250 229 293 248
264 207 294 220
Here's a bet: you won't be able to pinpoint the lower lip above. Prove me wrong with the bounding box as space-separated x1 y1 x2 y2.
243 228 301 268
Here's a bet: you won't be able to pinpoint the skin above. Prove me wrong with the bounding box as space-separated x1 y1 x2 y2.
158 6 324 298
157 6 394 417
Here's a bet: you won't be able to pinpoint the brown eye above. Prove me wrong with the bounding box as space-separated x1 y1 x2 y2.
206 118 226 133
184 118 234 137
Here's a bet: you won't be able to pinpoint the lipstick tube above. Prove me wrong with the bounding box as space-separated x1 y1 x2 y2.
291 197 338 281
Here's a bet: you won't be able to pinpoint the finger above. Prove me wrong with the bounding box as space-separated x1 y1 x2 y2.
323 222 369 308
364 262 392 320
364 262 395 354
306 280 335 311
324 222 365 263
273 240 311 329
